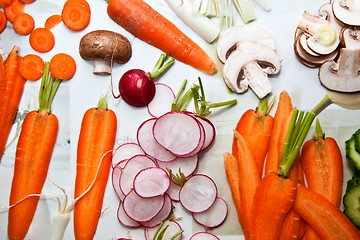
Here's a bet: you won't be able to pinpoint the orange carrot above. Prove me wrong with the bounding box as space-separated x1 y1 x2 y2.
19 0 35 3
44 14 62 30
106 0 217 73
49 53 76 80
0 0 13 8
73 96 117 240
18 54 44 81
232 96 274 174
0 10 7 33
294 183 360 240
8 62 61 239
29 27 55 53
12 12 34 35
61 0 91 31
0 46 26 162
250 171 297 240
264 90 293 174
4 0 24 22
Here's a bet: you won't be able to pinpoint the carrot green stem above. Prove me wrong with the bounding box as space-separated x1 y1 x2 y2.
172 79 187 110
313 118 324 141
149 53 175 79
256 94 275 115
38 62 61 113
96 94 108 110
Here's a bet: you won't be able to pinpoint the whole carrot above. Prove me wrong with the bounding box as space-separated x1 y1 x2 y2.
106 0 217 73
0 46 26 162
73 96 117 240
8 62 60 240
232 96 274 174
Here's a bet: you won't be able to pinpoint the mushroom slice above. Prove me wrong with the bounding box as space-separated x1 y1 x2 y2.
319 48 360 92
79 30 132 75
340 27 360 49
332 0 360 26
216 25 276 63
223 44 281 98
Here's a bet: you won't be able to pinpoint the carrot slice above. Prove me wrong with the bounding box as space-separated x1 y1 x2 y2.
44 14 62 30
29 27 55 53
13 12 34 35
49 53 76 80
0 10 7 33
61 0 90 31
18 54 44 81
4 0 24 22
19 0 36 3
0 0 14 8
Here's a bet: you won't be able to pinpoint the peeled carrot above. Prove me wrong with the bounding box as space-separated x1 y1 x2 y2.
44 14 62 30
106 0 217 74
8 62 60 239
29 27 55 53
0 46 26 162
4 0 24 22
73 97 117 240
61 0 90 31
264 90 293 174
18 54 44 81
0 10 7 33
49 53 76 80
12 12 34 35
232 96 274 174
294 183 360 240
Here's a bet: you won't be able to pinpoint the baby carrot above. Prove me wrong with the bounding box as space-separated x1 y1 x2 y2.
12 12 34 35
73 96 117 240
4 0 24 22
106 0 217 73
49 53 76 80
61 0 90 31
0 10 7 33
44 14 62 30
29 27 55 53
18 54 44 81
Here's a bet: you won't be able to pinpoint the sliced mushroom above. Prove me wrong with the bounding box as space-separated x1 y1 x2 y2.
79 30 132 75
319 48 360 92
340 27 360 49
216 24 276 63
223 44 281 98
332 0 360 26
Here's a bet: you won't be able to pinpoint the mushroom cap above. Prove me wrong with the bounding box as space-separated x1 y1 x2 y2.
216 25 276 63
332 0 360 26
79 30 132 64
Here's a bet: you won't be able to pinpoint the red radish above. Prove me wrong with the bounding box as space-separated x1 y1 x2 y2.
166 181 181 202
192 197 228 228
153 111 203 156
133 167 171 198
194 116 216 151
137 118 177 162
112 143 145 167
114 53 174 107
145 220 183 240
140 194 173 228
117 202 142 228
189 232 220 240
156 155 199 178
179 174 218 213
147 83 175 117
123 189 165 222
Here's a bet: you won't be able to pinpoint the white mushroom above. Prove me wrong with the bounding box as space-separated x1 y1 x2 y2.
223 43 281 98
340 27 360 49
332 0 360 26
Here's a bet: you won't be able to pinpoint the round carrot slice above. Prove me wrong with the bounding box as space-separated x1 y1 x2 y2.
0 10 7 33
49 53 76 80
13 13 34 35
4 0 24 22
0 0 13 8
61 0 90 31
44 14 62 30
19 0 36 3
29 28 55 53
18 54 44 81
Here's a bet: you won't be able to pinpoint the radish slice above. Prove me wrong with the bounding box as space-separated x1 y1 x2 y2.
156 155 199 178
112 143 145 167
195 116 215 151
137 118 177 162
120 155 157 196
112 163 126 201
117 202 142 228
179 174 218 213
141 194 173 228
147 83 175 118
176 119 205 158
192 197 228 228
134 167 171 198
153 111 202 156
166 180 181 202
189 232 219 240
145 220 182 240
123 190 165 222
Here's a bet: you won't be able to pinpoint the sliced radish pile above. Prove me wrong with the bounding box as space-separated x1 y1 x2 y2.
134 167 171 198
156 154 199 178
147 83 175 118
145 220 183 240
179 174 218 213
192 197 228 228
189 232 220 240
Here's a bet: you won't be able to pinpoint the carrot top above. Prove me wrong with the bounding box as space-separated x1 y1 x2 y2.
38 62 61 112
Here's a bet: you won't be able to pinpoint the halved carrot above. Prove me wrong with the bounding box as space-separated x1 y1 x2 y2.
4 0 24 22
294 183 360 240
8 62 60 239
44 14 62 30
29 27 55 53
18 54 44 81
61 0 90 31
0 0 14 8
13 12 34 35
0 10 7 33
49 53 76 80
106 0 217 73
73 96 117 240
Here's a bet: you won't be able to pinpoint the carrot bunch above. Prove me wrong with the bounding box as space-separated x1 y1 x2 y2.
224 90 360 240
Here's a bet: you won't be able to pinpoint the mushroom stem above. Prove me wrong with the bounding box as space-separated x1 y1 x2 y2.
244 62 272 99
93 59 112 75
